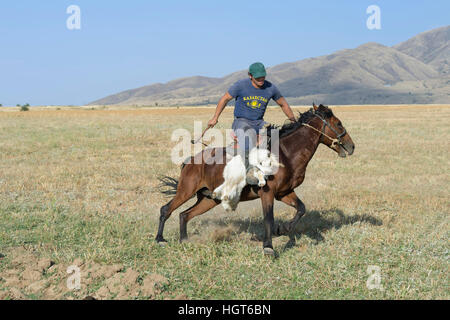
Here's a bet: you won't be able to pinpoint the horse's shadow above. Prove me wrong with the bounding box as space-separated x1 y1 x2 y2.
197 208 382 253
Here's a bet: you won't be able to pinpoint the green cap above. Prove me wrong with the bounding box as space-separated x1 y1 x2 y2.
249 62 266 78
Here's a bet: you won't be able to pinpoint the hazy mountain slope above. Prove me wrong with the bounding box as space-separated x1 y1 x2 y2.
394 25 450 74
90 26 449 106
275 42 439 97
92 76 223 105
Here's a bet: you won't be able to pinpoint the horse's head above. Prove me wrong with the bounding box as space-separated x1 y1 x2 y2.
312 103 355 158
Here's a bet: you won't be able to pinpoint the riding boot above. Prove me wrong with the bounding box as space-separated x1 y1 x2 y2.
244 154 260 185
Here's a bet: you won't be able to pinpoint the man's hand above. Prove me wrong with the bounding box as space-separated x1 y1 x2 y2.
276 97 296 122
207 117 218 128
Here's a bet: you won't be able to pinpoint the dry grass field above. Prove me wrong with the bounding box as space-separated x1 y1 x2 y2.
0 104 448 299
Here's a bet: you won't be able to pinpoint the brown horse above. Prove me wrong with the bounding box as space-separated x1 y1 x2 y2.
156 104 355 255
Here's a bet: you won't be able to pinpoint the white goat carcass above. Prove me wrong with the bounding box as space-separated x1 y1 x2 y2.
212 154 246 212
213 148 284 212
248 148 284 185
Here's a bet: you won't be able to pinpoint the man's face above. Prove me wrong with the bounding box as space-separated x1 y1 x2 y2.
250 75 265 88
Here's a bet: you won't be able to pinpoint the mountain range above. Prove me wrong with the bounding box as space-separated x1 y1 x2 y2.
90 25 450 106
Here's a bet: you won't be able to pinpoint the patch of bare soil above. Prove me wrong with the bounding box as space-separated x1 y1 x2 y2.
0 247 169 300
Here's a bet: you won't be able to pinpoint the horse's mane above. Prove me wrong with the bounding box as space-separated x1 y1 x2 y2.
267 104 334 139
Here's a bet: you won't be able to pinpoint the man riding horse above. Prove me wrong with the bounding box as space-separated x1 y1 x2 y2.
157 63 355 256
207 62 296 185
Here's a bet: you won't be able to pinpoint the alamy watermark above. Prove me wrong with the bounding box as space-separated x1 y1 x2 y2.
366 5 381 30
66 265 81 290
366 265 384 290
170 121 280 169
66 5 81 30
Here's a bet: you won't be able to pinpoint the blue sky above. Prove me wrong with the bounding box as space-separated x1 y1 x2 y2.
0 0 448 106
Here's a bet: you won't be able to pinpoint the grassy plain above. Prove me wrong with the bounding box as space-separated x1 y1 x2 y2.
0 104 448 299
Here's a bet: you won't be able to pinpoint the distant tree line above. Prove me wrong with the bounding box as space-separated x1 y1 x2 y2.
19 103 30 111
0 103 30 110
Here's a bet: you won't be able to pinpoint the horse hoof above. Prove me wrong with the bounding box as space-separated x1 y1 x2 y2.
263 247 275 257
223 195 229 201
157 241 167 247
156 237 168 247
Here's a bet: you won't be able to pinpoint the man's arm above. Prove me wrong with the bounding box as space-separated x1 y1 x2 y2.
275 97 296 122
207 92 233 128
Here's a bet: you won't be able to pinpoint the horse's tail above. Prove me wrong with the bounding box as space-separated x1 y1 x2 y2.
157 152 216 198
157 174 214 199
156 175 178 196
157 155 192 196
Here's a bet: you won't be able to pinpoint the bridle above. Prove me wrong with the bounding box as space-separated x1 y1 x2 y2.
301 110 347 149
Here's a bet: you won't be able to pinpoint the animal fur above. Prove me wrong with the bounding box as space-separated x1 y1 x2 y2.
212 154 246 212
213 148 284 211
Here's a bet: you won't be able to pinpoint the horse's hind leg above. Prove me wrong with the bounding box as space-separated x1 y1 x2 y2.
156 200 174 243
179 194 219 242
156 178 199 244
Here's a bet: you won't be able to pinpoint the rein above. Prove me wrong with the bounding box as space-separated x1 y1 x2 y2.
193 109 347 150
301 113 346 148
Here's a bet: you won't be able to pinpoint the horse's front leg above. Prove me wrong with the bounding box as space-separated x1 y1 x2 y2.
276 191 306 236
259 187 276 256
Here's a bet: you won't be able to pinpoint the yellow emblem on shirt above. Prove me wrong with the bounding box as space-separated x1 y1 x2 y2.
243 96 267 109
247 100 261 108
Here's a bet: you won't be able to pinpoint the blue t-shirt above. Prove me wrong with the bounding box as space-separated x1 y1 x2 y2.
228 79 282 120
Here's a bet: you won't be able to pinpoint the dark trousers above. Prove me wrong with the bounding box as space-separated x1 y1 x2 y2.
232 117 267 167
